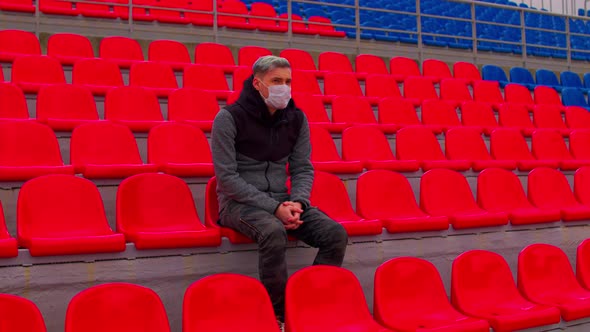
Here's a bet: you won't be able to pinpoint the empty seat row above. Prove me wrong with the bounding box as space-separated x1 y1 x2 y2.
10 241 590 332
482 63 590 92
314 124 590 174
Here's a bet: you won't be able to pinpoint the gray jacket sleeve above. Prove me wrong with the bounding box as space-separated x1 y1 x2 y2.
288 114 314 209
211 109 281 214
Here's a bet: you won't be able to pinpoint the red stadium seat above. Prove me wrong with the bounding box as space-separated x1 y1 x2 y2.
378 97 442 133
403 76 438 103
238 45 272 67
71 122 158 179
233 66 252 91
65 283 170 332
422 58 453 83
439 78 472 107
396 126 471 171
355 54 388 76
570 130 590 161
129 62 178 97
47 33 94 65
148 123 214 176
292 93 347 133
420 169 509 229
504 83 535 110
168 88 219 132
117 173 220 249
528 167 590 221
286 266 388 332
534 86 565 112
195 42 238 73
308 16 345 37
533 104 571 136
566 106 590 129
518 244 590 321
99 36 144 68
183 64 231 100
0 202 18 257
0 30 40 62
532 129 589 170
498 103 536 136
341 126 421 172
291 70 331 103
183 274 280 332
205 177 252 244
149 0 190 24
217 0 255 30
319 51 365 79
249 2 286 32
461 101 499 135
446 127 516 171
577 239 590 290
389 56 421 82
365 74 421 106
11 55 65 93
574 166 590 211
39 0 77 15
309 126 363 174
421 99 462 132
185 0 213 26
0 83 30 120
0 294 47 331
490 128 559 170
357 170 449 233
374 257 488 332
0 0 35 12
148 40 191 70
477 168 561 225
278 14 317 35
473 80 504 110
452 250 561 331
453 61 482 84
77 0 122 19
105 87 166 132
36 84 101 131
280 48 324 78
332 96 397 133
310 171 382 236
0 121 74 181
72 58 124 96
18 175 125 256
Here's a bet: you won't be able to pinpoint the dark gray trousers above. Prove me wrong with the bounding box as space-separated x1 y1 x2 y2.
219 201 348 319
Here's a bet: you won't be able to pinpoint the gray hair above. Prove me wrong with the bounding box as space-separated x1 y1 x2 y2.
252 55 291 77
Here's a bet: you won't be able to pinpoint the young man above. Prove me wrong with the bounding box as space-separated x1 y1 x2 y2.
211 55 348 323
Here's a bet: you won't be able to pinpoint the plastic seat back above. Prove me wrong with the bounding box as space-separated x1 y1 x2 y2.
461 101 498 128
357 170 423 219
37 84 99 122
72 58 124 88
562 87 589 108
0 30 41 59
129 62 178 90
566 106 590 129
482 64 508 83
249 2 281 30
99 36 144 62
561 71 585 89
577 238 590 289
570 130 590 160
291 70 323 95
65 283 171 332
279 48 318 72
396 126 446 161
332 96 377 124
183 65 229 91
342 126 395 162
148 40 191 65
292 93 331 123
309 126 342 162
532 129 573 161
505 83 534 105
168 88 219 122
356 54 388 75
0 121 64 166
440 78 472 102
423 59 452 79
105 87 163 122
574 166 590 206
390 56 421 78
528 167 579 209
194 42 236 67
319 51 354 73
309 171 363 220
421 99 461 128
498 103 535 130
0 294 47 332
365 74 402 99
420 168 480 215
535 69 560 88
324 72 363 97
238 45 272 67
286 266 377 332
453 61 482 81
47 33 94 64
0 83 29 119
446 127 492 161
308 16 345 36
477 168 532 211
509 67 536 86
378 97 421 126
533 105 567 131
404 76 438 100
11 55 65 86
473 80 504 104
148 123 212 164
490 128 535 161
71 122 144 169
184 274 279 332
534 86 563 106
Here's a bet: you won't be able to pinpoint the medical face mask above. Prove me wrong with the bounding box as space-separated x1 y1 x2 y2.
260 81 291 110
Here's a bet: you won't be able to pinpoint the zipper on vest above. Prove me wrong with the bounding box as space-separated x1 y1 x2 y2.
264 161 271 192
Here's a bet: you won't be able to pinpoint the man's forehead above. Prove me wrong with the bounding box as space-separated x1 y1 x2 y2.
263 67 291 80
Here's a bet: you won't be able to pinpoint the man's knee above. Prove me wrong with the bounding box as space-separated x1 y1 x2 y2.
259 220 288 250
328 222 349 248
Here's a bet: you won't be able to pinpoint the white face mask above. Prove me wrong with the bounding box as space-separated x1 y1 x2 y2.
260 82 291 110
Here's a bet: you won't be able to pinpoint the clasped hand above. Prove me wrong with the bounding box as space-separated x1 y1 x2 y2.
274 201 304 230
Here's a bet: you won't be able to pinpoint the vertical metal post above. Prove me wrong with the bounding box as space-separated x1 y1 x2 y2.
354 0 360 53
416 0 422 63
566 14 572 69
471 0 477 64
34 0 40 37
213 0 218 43
287 0 292 47
128 0 134 35
520 7 526 65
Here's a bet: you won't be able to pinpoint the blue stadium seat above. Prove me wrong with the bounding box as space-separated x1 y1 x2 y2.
561 71 590 94
535 69 563 92
482 64 509 87
562 88 590 111
584 73 590 91
509 67 536 90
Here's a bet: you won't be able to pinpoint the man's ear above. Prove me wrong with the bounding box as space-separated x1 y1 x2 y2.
252 77 261 91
